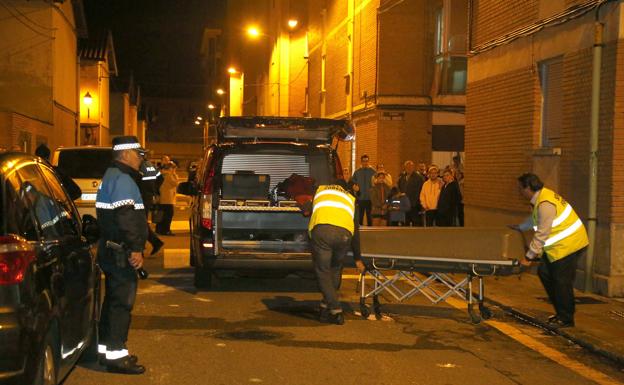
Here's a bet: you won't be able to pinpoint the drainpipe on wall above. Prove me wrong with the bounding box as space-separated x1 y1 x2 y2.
585 16 604 293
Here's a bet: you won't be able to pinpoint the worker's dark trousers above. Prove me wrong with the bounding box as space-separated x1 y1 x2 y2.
310 224 352 313
98 259 138 352
537 247 585 323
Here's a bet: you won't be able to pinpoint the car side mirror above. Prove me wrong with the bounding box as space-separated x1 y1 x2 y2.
178 181 198 196
82 214 100 244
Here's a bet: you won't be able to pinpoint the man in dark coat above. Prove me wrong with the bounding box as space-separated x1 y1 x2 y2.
398 160 424 226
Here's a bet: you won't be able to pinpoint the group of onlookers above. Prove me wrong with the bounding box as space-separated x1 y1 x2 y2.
348 154 464 227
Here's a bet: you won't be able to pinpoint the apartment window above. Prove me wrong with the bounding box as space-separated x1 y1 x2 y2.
434 0 468 96
539 56 563 147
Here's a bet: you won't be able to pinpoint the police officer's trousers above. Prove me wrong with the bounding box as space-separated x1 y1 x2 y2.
310 224 352 313
99 259 138 352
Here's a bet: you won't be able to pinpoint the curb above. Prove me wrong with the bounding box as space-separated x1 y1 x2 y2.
485 297 624 367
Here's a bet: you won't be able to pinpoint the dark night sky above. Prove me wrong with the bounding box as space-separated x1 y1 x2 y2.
83 0 226 99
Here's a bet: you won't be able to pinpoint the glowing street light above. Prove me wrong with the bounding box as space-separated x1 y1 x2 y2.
287 19 298 29
208 104 215 110
228 67 238 74
246 25 260 38
196 116 203 120
83 92 93 105
216 88 225 96
194 120 201 125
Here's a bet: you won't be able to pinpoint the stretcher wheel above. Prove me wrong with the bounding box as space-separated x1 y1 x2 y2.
480 306 492 320
360 305 370 319
468 307 482 324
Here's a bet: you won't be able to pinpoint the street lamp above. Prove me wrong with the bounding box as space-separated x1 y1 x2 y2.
216 88 225 96
246 25 260 39
228 67 238 74
287 19 298 29
83 92 93 119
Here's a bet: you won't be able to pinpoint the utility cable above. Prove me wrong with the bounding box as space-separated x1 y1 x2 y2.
1 0 56 31
0 0 54 39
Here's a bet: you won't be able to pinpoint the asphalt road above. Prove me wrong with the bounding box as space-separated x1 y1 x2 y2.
62 209 624 385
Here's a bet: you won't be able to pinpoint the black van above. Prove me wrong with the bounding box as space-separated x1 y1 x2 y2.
179 116 353 288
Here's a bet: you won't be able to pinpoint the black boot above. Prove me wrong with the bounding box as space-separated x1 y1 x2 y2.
99 353 138 366
105 356 145 374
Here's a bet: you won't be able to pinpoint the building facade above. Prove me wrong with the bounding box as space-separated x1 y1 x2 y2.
0 0 87 152
226 0 467 179
79 31 117 146
466 0 624 295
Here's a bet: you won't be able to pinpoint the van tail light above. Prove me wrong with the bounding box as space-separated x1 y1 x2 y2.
0 235 35 285
201 159 216 230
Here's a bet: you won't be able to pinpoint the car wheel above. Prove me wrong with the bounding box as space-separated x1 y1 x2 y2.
194 265 212 289
34 331 57 385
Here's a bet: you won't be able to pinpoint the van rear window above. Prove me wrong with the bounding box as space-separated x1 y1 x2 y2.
57 149 113 179
221 154 310 190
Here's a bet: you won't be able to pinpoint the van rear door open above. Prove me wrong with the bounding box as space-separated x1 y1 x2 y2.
217 116 354 144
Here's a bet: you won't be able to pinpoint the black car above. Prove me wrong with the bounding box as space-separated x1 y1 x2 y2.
179 116 353 289
0 152 100 385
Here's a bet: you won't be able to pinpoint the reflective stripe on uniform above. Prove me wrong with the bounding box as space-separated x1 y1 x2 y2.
96 199 137 209
98 344 107 354
312 200 354 218
105 349 129 360
533 203 573 231
544 218 583 247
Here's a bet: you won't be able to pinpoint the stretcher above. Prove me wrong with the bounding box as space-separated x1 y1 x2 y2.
358 227 526 323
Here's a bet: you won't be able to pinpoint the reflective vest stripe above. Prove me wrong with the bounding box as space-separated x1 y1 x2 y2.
544 218 583 247
532 203 573 231
312 200 354 218
314 189 354 206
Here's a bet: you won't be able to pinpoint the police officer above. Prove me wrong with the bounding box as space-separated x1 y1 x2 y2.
139 158 164 256
96 136 147 374
306 179 366 325
512 173 588 328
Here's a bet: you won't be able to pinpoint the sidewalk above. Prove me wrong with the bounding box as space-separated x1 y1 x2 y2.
485 273 624 365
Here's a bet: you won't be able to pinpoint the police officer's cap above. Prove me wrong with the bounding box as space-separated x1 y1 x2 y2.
112 136 146 156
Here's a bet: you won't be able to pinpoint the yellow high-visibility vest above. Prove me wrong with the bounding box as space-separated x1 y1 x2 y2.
308 185 356 235
532 188 589 262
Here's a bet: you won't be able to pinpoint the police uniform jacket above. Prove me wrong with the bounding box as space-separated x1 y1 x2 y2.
139 160 163 211
96 161 148 258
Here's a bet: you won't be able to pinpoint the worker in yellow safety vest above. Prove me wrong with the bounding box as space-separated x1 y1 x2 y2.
511 173 588 329
305 180 366 325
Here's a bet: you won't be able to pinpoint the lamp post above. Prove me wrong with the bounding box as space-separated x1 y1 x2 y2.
83 92 93 119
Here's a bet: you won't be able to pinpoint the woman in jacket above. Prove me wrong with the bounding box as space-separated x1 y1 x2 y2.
156 156 179 235
419 165 443 226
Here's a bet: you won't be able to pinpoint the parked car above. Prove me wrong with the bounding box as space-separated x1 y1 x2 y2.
51 146 113 218
178 116 353 288
0 152 100 385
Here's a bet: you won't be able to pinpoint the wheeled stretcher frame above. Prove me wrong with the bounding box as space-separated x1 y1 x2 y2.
358 254 521 324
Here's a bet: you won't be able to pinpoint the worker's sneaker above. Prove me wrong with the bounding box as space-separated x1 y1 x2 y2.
548 318 574 329
326 312 345 325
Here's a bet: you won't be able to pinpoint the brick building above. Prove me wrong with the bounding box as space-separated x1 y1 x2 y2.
0 0 87 152
225 0 467 178
465 0 624 295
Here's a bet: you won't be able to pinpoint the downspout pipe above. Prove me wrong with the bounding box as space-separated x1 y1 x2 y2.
585 4 606 292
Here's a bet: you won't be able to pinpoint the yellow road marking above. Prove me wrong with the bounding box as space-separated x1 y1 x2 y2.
444 297 621 385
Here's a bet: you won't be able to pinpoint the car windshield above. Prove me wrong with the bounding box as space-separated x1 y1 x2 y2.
57 149 113 179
